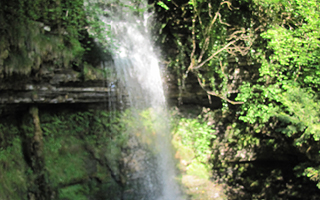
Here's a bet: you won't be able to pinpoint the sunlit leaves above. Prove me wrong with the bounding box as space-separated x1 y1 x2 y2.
157 1 169 10
239 0 320 134
235 0 320 190
259 0 320 89
277 87 320 144
303 167 320 189
174 117 216 163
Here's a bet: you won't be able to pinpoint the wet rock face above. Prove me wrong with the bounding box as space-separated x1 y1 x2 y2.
164 68 223 109
0 67 128 106
0 58 229 116
0 84 115 104
0 64 222 111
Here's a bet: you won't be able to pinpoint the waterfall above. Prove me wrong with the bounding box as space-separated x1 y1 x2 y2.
98 1 183 199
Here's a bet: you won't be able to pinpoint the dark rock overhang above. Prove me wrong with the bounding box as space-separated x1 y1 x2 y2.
0 85 118 104
0 65 223 110
0 67 127 105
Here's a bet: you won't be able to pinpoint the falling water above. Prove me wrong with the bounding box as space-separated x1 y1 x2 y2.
100 1 183 199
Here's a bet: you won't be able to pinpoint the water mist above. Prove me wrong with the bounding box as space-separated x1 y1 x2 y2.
100 1 183 199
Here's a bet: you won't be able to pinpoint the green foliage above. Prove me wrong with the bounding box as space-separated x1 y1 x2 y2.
174 117 215 163
303 167 320 189
0 122 27 199
0 108 128 199
277 87 320 144
171 109 216 182
0 0 88 75
157 1 170 10
233 0 320 192
186 161 211 179
41 109 127 193
259 3 320 89
254 0 320 90
59 184 89 200
156 0 320 197
84 0 114 49
0 0 119 76
155 0 252 105
237 83 281 124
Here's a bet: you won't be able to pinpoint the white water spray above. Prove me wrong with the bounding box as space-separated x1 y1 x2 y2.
97 1 183 200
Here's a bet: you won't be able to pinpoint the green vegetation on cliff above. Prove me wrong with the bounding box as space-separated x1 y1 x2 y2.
0 108 127 199
156 0 320 198
0 0 113 79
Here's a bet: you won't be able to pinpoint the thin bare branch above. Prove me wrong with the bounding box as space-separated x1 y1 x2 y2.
194 40 236 70
195 73 244 105
171 0 179 7
218 12 231 26
187 17 197 74
208 2 213 18
198 37 210 63
227 28 246 40
221 1 233 10
197 10 220 63
183 0 251 105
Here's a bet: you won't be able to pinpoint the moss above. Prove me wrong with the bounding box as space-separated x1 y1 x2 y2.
0 123 28 200
1 21 75 76
0 0 116 79
0 1 88 76
0 108 128 199
83 62 106 81
186 162 211 180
